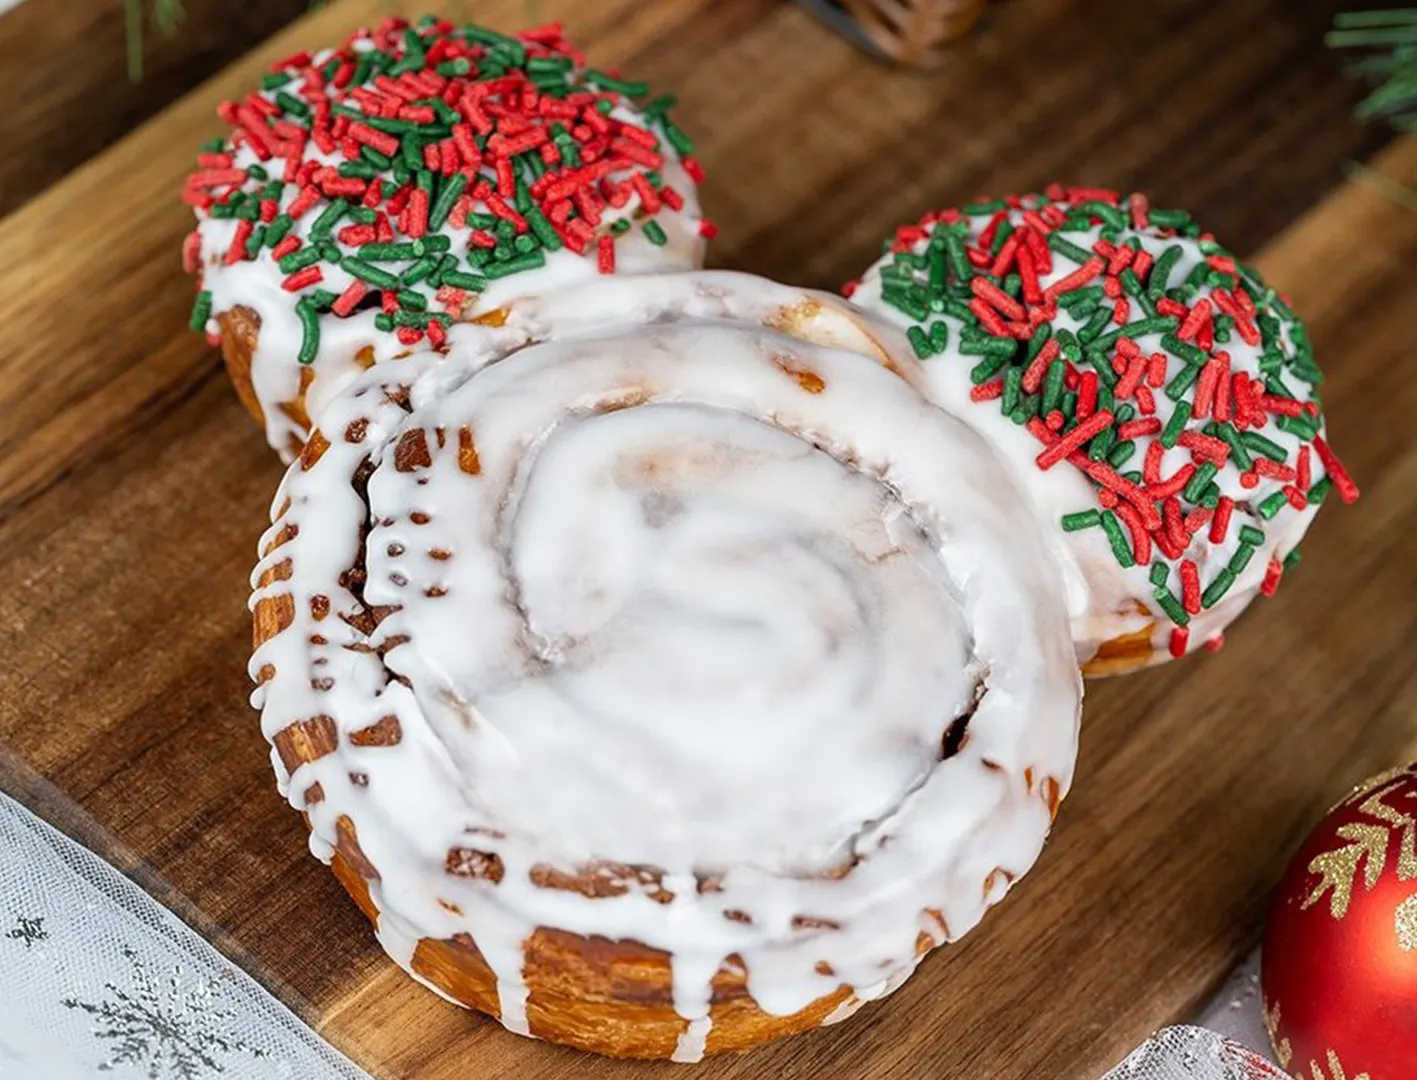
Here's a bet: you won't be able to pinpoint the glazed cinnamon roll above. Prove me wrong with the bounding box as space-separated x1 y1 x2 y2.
847 187 1358 675
249 272 1081 1059
183 17 711 459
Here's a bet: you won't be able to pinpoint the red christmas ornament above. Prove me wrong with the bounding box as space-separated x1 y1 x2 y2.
1261 762 1417 1080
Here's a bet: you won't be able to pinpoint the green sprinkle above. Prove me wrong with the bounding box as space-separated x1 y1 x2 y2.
310 197 350 238
1102 315 1179 351
1002 366 1023 413
348 207 377 225
1161 333 1208 366
1088 423 1117 460
610 217 633 236
1147 208 1193 230
1208 423 1252 470
1078 200 1127 229
1100 511 1134 567
661 119 694 156
1241 431 1287 462
1307 476 1334 505
1165 360 1204 402
1277 414 1320 441
643 220 669 247
989 220 1014 256
1010 394 1041 425
484 250 548 279
959 335 1017 358
1043 358 1066 414
245 224 266 259
1228 543 1257 575
1160 402 1190 449
1283 548 1303 569
1183 462 1220 503
373 312 394 332
246 164 268 181
1047 233 1095 265
1257 491 1289 519
357 242 420 262
1237 525 1265 546
1078 307 1113 344
1200 569 1237 608
1147 246 1183 298
396 289 427 312
340 257 400 290
929 320 950 354
277 246 323 274
586 70 650 96
943 230 971 282
1024 323 1052 363
428 172 469 232
189 290 212 331
1153 587 1190 626
441 271 487 291
907 326 931 359
296 299 320 365
1058 286 1105 310
1108 440 1137 468
1150 561 1170 587
960 199 1008 215
1062 510 1101 532
970 354 1010 384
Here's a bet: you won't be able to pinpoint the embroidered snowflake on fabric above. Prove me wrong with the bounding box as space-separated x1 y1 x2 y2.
62 947 266 1078
4 914 48 949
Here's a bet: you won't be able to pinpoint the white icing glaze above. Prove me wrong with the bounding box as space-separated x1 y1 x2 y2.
192 44 707 460
852 222 1329 667
249 272 1081 1058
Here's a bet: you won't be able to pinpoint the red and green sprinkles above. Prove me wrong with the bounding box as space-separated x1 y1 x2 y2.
182 16 710 359
846 186 1359 650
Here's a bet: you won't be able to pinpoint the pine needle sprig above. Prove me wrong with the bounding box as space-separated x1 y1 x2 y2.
125 0 186 82
1328 8 1417 129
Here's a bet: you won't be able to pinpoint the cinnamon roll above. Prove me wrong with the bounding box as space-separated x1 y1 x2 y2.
249 272 1081 1059
183 16 711 459
846 187 1358 675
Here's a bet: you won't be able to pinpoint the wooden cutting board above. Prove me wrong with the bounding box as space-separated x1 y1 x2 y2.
0 1 1414 1077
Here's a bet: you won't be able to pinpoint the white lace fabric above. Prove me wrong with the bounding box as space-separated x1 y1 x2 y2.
1103 1026 1294 1080
0 782 1288 1079
0 788 371 1080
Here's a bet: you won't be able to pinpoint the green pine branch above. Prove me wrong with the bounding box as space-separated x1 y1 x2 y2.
125 0 186 81
1329 7 1417 129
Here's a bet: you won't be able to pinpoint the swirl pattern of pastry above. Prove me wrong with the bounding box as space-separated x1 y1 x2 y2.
249 272 1081 1059
847 187 1358 675
184 17 710 459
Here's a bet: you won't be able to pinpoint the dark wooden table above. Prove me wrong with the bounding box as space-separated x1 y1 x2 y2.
1 1 1413 1078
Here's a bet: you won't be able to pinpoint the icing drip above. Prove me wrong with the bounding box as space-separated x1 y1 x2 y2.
249 272 1081 1056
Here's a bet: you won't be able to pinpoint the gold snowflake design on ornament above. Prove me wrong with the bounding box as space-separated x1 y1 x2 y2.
61 946 266 1078
1306 1047 1370 1080
1302 764 1417 920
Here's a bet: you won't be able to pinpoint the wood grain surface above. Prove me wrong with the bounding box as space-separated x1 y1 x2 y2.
0 0 1413 1077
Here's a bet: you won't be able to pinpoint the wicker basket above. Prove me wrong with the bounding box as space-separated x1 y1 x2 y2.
798 0 992 68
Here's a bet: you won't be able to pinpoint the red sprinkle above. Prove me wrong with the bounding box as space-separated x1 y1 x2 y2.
1036 410 1114 470
1313 435 1360 503
1261 558 1283 597
1169 627 1189 658
281 265 323 291
1209 496 1234 544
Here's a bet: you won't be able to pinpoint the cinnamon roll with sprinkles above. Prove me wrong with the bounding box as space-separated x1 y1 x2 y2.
249 271 1081 1059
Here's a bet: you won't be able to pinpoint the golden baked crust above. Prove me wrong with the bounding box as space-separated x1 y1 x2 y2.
251 490 862 1057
